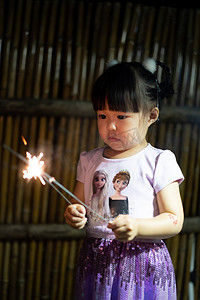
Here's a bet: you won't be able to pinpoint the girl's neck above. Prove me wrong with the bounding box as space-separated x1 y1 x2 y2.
104 140 148 159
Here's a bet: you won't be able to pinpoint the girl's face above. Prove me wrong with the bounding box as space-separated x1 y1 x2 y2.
114 179 128 192
97 104 156 155
93 174 106 189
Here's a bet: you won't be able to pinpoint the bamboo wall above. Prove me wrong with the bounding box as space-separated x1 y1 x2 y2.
0 0 200 299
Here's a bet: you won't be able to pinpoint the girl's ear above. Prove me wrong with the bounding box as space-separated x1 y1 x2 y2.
148 107 159 125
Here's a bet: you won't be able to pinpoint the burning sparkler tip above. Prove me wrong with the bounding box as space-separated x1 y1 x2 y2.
23 151 46 185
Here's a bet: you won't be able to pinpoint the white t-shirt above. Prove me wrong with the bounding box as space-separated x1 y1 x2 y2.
76 144 184 238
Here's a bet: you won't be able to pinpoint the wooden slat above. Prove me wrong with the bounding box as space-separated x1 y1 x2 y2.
0 99 200 123
0 217 198 240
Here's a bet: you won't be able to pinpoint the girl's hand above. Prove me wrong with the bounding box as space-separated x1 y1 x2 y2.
107 215 138 242
64 204 87 229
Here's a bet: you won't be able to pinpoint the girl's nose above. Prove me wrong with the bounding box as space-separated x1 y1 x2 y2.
107 121 116 131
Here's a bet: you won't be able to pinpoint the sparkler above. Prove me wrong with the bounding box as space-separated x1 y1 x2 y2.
3 144 108 222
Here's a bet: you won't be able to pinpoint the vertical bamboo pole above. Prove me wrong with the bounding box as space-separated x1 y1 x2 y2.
9 241 19 299
117 2 133 61
40 241 53 299
65 240 77 300
0 242 3 296
24 0 40 98
7 0 24 98
50 0 67 99
0 0 5 70
180 10 193 106
41 0 59 99
143 6 156 59
40 117 55 224
94 2 112 78
6 117 20 224
18 242 27 300
51 241 62 300
85 2 103 100
134 6 150 62
32 0 50 98
23 117 38 300
61 1 75 99
32 117 48 297
176 124 191 299
58 241 69 300
0 0 15 98
123 4 142 62
79 2 93 100
71 2 84 100
1 242 11 299
16 116 32 300
195 234 200 299
182 233 194 300
34 241 43 299
25 241 37 300
16 0 33 98
191 126 200 217
172 9 187 106
0 116 13 224
152 7 166 60
20 117 33 224
106 2 120 61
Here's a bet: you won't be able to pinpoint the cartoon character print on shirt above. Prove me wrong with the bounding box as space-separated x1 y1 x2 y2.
109 170 130 218
89 170 110 221
89 169 130 222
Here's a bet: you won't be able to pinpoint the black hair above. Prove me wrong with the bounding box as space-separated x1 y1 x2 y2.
91 60 174 114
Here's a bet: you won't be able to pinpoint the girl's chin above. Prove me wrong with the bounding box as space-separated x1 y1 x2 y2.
106 141 134 151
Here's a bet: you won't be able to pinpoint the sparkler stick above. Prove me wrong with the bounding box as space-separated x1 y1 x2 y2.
3 144 28 164
3 144 108 222
43 172 108 221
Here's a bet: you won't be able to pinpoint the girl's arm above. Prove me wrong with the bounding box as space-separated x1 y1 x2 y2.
64 180 87 229
108 181 184 241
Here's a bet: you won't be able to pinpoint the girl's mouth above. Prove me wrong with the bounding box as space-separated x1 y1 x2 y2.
107 136 120 143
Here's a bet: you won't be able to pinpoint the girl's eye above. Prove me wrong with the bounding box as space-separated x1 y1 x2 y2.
98 114 106 119
117 115 127 119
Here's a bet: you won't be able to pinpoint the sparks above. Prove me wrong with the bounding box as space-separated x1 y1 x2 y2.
23 151 46 185
21 135 27 145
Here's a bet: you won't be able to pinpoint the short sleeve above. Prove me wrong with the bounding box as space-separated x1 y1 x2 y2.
76 152 88 183
153 150 184 194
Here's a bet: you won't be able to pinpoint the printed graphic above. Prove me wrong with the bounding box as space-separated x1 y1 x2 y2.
90 170 110 221
89 169 131 221
109 170 130 218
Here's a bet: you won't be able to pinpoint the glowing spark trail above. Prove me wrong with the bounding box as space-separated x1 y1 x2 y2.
21 135 27 145
3 144 108 222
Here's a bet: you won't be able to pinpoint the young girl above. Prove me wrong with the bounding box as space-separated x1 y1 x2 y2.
64 59 184 300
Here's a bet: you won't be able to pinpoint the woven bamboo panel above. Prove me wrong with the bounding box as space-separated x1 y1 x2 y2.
0 0 199 299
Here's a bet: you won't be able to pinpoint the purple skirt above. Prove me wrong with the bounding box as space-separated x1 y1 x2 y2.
75 237 176 300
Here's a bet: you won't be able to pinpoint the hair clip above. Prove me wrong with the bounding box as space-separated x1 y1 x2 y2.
106 60 119 68
142 58 157 74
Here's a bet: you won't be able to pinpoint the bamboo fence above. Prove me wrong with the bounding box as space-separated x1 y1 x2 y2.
0 0 200 299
